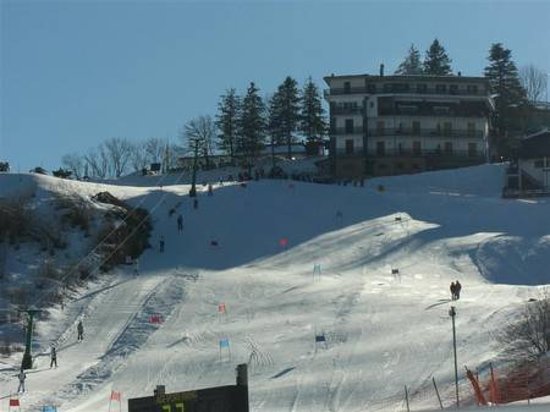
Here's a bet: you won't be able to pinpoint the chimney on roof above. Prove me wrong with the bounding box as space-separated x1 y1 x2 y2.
380 63 384 77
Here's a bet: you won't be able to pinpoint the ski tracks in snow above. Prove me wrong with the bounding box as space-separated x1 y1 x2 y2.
26 273 186 410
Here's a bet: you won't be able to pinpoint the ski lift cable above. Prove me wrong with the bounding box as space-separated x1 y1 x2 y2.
32 169 188 308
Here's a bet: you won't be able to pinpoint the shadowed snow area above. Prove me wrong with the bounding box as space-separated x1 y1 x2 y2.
0 163 549 411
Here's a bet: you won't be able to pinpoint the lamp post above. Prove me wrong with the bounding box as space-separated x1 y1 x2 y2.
449 306 459 408
189 138 200 197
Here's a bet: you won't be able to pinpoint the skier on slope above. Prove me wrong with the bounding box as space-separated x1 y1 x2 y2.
450 281 456 300
77 320 84 341
177 214 183 233
50 344 57 368
17 368 26 393
159 236 165 253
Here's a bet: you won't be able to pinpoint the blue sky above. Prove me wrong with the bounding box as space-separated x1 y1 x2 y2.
2 0 550 172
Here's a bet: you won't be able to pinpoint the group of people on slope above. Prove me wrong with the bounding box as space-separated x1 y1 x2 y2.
450 280 462 300
16 320 84 393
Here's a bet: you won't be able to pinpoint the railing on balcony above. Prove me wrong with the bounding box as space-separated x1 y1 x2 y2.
325 87 484 97
330 106 364 115
377 107 491 117
367 128 484 138
330 126 365 135
333 147 485 159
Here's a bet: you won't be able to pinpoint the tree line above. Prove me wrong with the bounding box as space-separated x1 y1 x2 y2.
59 77 327 179
56 40 547 178
187 76 328 173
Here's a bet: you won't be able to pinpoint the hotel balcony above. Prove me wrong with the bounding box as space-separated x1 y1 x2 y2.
330 126 365 135
367 128 484 139
325 87 484 97
333 147 484 158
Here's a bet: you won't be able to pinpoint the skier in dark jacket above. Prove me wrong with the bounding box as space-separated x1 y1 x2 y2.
50 344 57 368
177 214 183 232
77 320 84 341
450 282 456 300
455 280 462 300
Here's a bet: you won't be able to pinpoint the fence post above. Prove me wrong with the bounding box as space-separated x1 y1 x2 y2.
404 385 410 412
432 377 443 409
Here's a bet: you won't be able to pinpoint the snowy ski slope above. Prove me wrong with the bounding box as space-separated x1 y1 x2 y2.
1 163 549 411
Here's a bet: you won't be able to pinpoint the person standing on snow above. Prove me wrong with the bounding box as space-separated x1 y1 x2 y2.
455 280 462 300
133 258 140 276
450 282 456 300
77 320 84 341
50 344 57 368
17 368 26 393
159 236 165 253
177 214 183 233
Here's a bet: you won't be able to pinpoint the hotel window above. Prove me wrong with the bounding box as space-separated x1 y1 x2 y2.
443 122 452 136
444 142 453 154
468 143 478 157
449 85 458 95
376 141 386 156
345 119 354 133
435 84 447 94
412 121 421 135
416 84 427 93
367 83 376 93
344 81 351 94
534 159 544 168
467 122 476 137
413 141 421 155
345 139 354 154
466 85 478 94
376 121 385 136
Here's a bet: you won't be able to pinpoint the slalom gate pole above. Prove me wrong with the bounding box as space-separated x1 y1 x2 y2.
432 377 443 409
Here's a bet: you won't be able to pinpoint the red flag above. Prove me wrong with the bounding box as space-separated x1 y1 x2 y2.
10 398 20 406
279 238 288 248
110 390 121 402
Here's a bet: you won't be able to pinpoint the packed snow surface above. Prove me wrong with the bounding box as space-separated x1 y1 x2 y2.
1 164 549 411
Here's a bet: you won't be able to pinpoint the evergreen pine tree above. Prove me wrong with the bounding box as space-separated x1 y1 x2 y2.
267 93 284 145
395 44 423 75
215 88 241 161
423 39 453 75
484 43 527 157
299 77 327 143
239 82 266 172
268 76 301 159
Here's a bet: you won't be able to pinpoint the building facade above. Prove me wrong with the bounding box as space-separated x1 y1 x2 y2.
504 129 550 197
324 71 494 177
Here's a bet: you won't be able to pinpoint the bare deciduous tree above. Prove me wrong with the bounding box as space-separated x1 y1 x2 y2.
61 153 85 179
84 145 109 179
129 142 148 173
520 65 548 103
144 137 166 164
181 115 215 169
104 137 133 177
500 288 550 361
